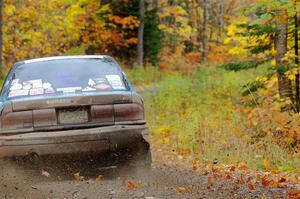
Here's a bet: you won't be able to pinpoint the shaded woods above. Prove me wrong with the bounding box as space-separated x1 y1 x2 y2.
1 0 300 173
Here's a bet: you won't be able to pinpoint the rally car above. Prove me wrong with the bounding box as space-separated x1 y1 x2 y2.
0 55 151 166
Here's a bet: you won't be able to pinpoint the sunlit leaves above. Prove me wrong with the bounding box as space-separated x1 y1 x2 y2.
2 0 141 68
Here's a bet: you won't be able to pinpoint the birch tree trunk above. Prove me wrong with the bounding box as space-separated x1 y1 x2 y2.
202 0 208 62
295 13 300 112
137 0 145 67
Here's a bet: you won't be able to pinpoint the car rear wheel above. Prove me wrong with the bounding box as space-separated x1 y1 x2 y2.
112 139 152 169
133 147 152 169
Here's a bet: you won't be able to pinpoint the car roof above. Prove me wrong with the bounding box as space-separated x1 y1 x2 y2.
14 55 115 67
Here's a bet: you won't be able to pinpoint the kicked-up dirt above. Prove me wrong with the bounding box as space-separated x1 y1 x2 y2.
0 151 299 199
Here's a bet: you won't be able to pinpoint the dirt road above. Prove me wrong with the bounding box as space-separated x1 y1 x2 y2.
0 153 298 199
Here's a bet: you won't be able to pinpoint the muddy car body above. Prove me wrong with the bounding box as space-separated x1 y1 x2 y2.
0 55 151 166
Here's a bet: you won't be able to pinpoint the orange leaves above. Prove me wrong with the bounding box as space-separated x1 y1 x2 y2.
73 172 85 181
261 175 286 188
201 161 300 194
261 175 271 187
123 180 141 190
3 0 142 68
109 15 140 29
237 162 249 171
242 77 300 157
207 176 215 187
248 183 255 190
95 175 103 184
207 43 233 64
124 37 139 47
73 172 105 185
186 52 201 64
288 191 300 199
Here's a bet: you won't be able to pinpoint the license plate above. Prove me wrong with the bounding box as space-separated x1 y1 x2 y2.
58 107 89 124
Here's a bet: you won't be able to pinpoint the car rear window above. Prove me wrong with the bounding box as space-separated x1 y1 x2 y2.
7 58 128 99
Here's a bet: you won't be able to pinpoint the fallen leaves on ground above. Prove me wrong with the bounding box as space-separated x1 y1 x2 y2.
176 186 188 193
201 163 300 197
41 170 50 178
73 172 84 181
95 175 103 184
151 140 300 196
123 180 141 190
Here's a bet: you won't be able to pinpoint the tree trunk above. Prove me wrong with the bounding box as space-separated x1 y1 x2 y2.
295 13 300 112
195 0 201 49
202 0 208 62
137 0 145 67
219 0 225 37
275 10 293 99
0 0 3 75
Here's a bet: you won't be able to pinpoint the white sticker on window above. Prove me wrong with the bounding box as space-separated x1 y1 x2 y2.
27 79 43 88
8 89 29 98
88 79 96 87
57 87 82 93
94 78 106 84
106 75 125 90
30 88 44 96
10 83 23 91
22 82 32 90
11 79 20 85
83 87 97 92
43 82 52 89
45 87 55 94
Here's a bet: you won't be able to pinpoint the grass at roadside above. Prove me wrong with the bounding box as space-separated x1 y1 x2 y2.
126 65 300 171
125 67 165 87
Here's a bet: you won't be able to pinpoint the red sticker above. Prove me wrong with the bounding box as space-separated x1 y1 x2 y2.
8 90 29 98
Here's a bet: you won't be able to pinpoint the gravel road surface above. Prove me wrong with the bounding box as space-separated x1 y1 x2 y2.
0 153 297 199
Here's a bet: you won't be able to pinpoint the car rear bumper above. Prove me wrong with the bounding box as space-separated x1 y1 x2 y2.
0 125 148 158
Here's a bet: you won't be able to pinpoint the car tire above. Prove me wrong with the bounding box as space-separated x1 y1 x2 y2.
134 148 152 169
131 138 152 169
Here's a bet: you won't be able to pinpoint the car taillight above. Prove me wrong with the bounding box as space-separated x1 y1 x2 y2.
91 105 114 124
2 111 33 129
114 104 144 122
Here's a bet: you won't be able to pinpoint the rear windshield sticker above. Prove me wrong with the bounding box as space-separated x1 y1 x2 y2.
27 79 43 88
57 87 82 93
94 78 107 84
30 88 44 96
10 83 23 91
11 79 20 85
8 89 29 98
82 87 96 92
106 75 125 90
43 82 52 89
88 79 96 87
22 82 32 90
95 84 111 90
45 87 55 94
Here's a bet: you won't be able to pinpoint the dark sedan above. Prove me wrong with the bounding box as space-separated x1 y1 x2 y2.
0 55 151 167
